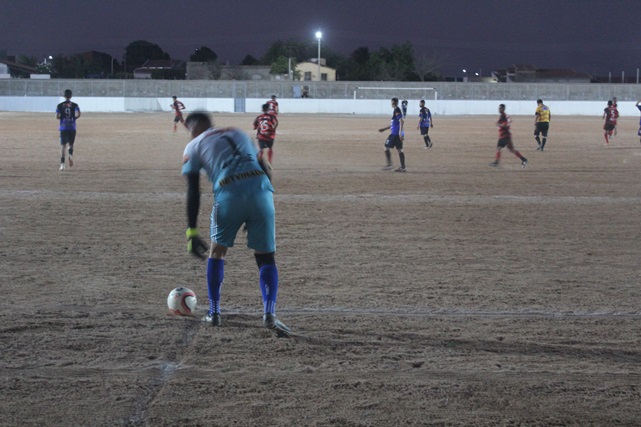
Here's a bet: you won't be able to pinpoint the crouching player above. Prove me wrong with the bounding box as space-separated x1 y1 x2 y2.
182 112 290 337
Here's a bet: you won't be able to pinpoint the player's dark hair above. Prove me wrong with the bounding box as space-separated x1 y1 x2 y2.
271 95 277 99
402 100 408 105
419 99 425 104
537 99 543 104
391 97 398 104
607 100 613 106
185 111 212 130
64 89 72 98
172 95 177 100
499 104 506 109
262 103 269 112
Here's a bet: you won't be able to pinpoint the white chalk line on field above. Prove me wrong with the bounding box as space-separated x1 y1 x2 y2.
2 189 641 205
194 306 641 319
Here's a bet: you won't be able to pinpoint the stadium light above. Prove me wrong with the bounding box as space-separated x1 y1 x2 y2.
316 30 322 81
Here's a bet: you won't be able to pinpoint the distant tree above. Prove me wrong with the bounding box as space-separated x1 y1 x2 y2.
269 55 300 79
369 43 416 81
240 54 260 66
190 46 217 63
17 55 38 67
261 40 314 65
339 46 371 80
124 40 170 72
412 52 448 82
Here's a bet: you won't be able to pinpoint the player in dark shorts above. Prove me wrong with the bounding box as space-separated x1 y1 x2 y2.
490 104 527 168
534 99 551 151
171 96 187 133
253 103 279 165
378 97 406 172
417 100 434 148
56 89 81 171
602 100 618 145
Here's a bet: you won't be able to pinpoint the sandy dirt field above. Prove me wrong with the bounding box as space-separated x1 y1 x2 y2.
1 110 641 426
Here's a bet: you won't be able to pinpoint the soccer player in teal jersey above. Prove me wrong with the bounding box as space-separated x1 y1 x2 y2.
181 112 290 337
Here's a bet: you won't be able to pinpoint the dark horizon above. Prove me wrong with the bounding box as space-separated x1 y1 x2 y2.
2 0 640 78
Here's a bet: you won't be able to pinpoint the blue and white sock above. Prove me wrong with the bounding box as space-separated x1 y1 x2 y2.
258 263 279 315
207 258 224 315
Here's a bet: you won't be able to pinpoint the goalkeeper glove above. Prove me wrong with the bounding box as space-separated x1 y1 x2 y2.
186 228 208 259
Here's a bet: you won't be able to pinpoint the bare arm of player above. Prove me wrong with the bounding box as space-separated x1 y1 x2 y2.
378 125 390 133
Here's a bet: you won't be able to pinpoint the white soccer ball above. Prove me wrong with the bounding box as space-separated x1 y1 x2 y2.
167 287 197 316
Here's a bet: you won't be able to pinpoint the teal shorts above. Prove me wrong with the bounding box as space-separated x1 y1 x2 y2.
210 191 276 253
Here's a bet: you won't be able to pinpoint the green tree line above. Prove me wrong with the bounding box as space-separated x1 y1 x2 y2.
11 39 445 81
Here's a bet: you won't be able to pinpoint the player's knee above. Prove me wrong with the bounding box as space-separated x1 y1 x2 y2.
68 147 73 156
254 252 275 268
210 244 227 259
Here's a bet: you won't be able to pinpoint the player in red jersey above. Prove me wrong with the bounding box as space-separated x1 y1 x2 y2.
490 104 527 168
253 103 279 164
171 96 187 133
266 95 279 115
602 100 619 145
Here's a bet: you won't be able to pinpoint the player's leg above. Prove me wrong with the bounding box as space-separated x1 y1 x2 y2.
507 140 528 167
534 126 541 149
540 125 548 151
604 125 610 144
246 191 290 337
490 140 503 166
395 146 406 172
67 131 76 167
204 243 227 326
383 137 394 170
202 199 242 326
59 136 67 170
173 116 179 133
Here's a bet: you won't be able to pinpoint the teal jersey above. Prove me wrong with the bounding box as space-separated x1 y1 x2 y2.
182 127 273 198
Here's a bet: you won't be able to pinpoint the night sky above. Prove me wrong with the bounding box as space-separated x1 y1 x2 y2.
2 0 640 77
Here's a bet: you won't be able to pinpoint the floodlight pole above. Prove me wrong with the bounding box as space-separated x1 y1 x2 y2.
316 30 322 81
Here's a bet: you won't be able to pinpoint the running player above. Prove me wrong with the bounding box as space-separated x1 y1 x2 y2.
171 96 187 133
56 89 81 171
401 100 408 138
490 104 528 168
602 100 619 145
636 100 641 144
267 95 279 115
378 97 406 172
253 103 279 165
182 112 290 337
417 99 434 148
534 99 551 151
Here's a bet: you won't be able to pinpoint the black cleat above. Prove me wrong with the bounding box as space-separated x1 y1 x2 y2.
263 313 291 338
203 313 222 327
489 161 498 167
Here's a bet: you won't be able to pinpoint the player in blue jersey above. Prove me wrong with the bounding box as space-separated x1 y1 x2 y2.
400 99 408 138
417 100 434 148
55 89 81 171
636 100 641 144
181 112 290 337
378 97 406 172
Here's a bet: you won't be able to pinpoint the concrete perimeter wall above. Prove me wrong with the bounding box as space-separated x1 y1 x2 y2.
2 79 640 116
